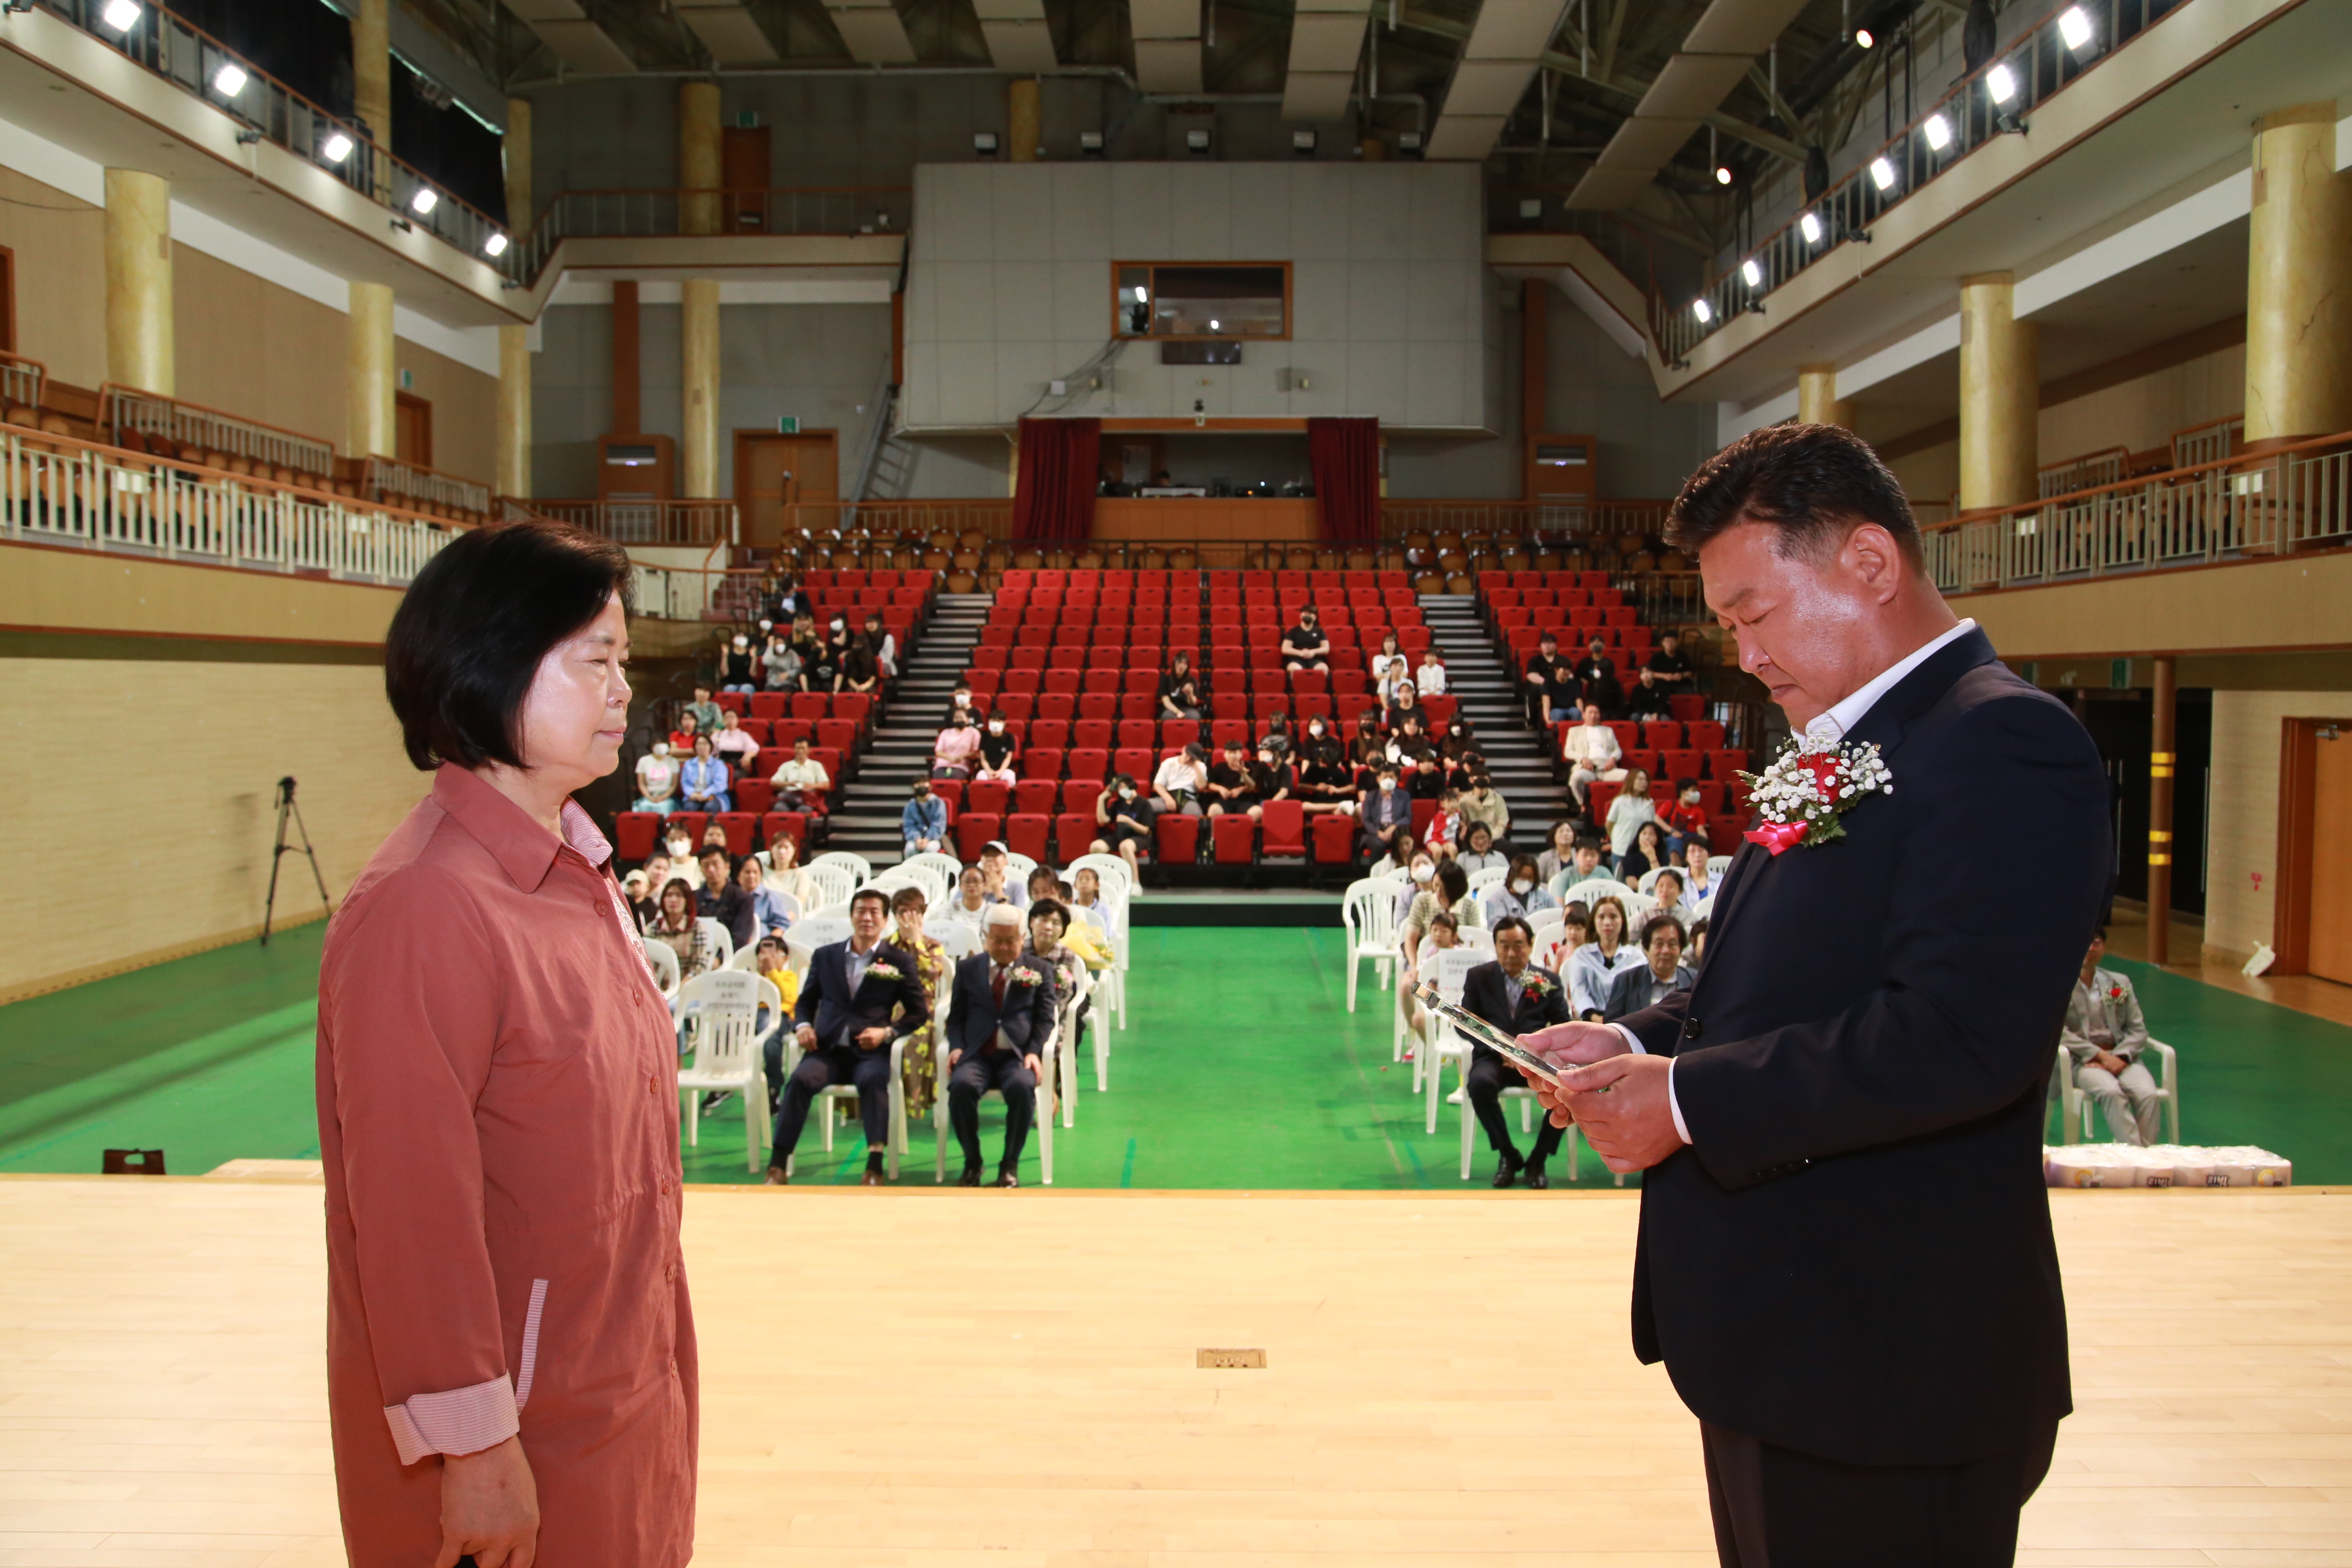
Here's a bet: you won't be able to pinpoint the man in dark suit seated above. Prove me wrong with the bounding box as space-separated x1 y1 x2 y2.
1521 424 2110 1565
945 904 1060 1188
765 887 928 1187
1456 916 1574 1189
1602 914 1695 1021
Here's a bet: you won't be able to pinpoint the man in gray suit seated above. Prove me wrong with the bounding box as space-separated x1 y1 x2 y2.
945 904 1060 1187
2061 926 2161 1145
1602 914 1696 1021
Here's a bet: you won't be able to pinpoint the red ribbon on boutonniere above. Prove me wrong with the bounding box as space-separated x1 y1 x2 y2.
1743 819 1810 856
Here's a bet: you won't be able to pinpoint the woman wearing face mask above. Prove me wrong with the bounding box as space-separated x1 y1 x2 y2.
787 616 823 692
633 740 680 814
1392 850 1438 932
1295 734 1357 814
720 632 759 694
931 707 981 779
1482 854 1559 925
1260 710 1295 763
1297 716 1339 769
761 627 800 692
1091 772 1154 877
1348 710 1387 776
974 710 1019 785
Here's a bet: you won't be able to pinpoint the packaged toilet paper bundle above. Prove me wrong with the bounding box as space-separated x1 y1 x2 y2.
2044 1144 2291 1188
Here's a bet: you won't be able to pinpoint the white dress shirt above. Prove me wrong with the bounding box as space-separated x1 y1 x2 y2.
1622 618 1977 1144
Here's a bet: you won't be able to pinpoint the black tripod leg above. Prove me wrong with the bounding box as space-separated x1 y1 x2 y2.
289 800 334 912
262 794 290 946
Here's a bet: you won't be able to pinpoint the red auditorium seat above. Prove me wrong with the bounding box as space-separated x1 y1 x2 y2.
1211 692 1246 721
1122 669 1158 697
1689 720 1727 750
1055 812 1097 863
1211 812 1257 864
834 692 873 727
1710 814 1749 852
736 778 773 816
930 780 965 818
1059 779 1097 812
714 812 756 855
1113 746 1155 780
997 692 1035 722
1117 719 1156 749
1119 694 1155 722
1605 720 1642 754
771 718 813 749
1259 800 1306 859
1011 779 1056 815
1031 718 1072 750
1035 692 1075 721
1409 798 1437 845
1253 694 1287 721
1077 694 1116 723
1310 812 1357 866
1026 747 1064 780
715 692 747 715
1043 669 1081 696
1155 813 1201 865
760 812 809 854
750 693 789 721
1422 694 1457 726
1073 720 1113 750
1670 694 1707 722
1067 749 1110 783
1082 667 1121 693
1643 720 1683 749
1003 669 1043 696
968 780 1013 816
1006 814 1052 862
1588 780 1622 821
1625 748 1660 779
790 693 828 720
815 718 855 754
1162 719 1200 750
1660 749 1705 783
1210 719 1250 750
956 810 1004 859
614 812 659 861
1707 747 1749 779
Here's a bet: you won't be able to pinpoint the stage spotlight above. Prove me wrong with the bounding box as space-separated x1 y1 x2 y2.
1740 258 1761 288
1799 210 1823 244
1923 113 1952 152
1714 165 1732 186
1986 62 2019 104
320 131 353 164
1854 26 1874 48
409 186 438 216
1692 298 1714 324
100 0 139 30
2058 6 2092 50
212 61 248 97
1869 155 1897 191
482 232 508 258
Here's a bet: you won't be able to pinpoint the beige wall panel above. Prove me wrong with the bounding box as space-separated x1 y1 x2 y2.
172 246 346 446
397 336 498 485
2039 340 2247 464
1950 551 2352 660
1888 441 1959 511
2203 690 2352 963
0 166 106 388
0 658 427 1001
0 542 404 645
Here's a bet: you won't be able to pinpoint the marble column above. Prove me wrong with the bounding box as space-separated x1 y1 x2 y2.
678 83 722 237
348 280 397 459
1957 272 2037 511
497 324 531 500
103 168 173 395
1008 79 1041 162
681 279 720 498
2244 101 2351 445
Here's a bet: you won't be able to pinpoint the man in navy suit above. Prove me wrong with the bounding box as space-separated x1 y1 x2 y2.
945 904 1059 1188
1524 424 2110 1565
766 887 928 1186
1455 916 1574 1188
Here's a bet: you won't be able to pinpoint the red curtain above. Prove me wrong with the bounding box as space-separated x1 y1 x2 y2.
1309 416 1380 544
1011 417 1101 544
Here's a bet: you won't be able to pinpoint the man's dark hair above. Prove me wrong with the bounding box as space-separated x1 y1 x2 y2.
1674 776 1698 792
1489 915 1534 943
848 887 892 916
1029 896 1068 930
1642 912 1686 950
1665 422 1922 565
384 521 634 770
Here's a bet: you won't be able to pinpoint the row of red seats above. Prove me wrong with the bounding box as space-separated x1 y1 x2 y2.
705 716 859 753
1002 569 1414 591
717 691 874 723
939 710 1461 755
1564 717 1730 752
1476 571 1622 592
1505 625 1656 663
1494 605 1639 629
942 804 1340 868
983 605 1427 631
1484 589 1627 611
952 689 1421 729
961 665 1431 700
800 569 937 589
974 627 1426 660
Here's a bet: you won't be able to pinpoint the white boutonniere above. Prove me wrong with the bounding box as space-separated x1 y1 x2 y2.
866 961 903 981
1008 965 1044 987
1738 735 1894 855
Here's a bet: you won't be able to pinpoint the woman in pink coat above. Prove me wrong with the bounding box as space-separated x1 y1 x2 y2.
317 522 696 1568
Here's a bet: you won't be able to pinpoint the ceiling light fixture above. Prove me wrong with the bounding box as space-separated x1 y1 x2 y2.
483 231 508 258
212 61 248 97
409 186 438 216
1854 26 1874 48
1868 156 1897 191
973 132 999 156
1740 258 1761 288
1986 62 2018 104
1692 298 1714 324
2058 6 2093 50
100 0 139 30
1799 210 1823 244
1714 166 1734 186
1923 112 1952 151
320 130 353 164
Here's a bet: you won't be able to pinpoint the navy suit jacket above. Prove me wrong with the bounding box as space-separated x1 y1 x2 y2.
793 939 927 1048
1458 960 1572 1046
1614 627 2108 1466
947 951 1057 1060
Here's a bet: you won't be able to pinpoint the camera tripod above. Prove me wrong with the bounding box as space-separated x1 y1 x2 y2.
262 776 333 947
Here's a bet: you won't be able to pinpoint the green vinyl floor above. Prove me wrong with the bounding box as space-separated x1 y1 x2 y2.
1 923 2348 1189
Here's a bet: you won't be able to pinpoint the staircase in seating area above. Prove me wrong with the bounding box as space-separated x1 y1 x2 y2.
1419 595 1573 842
823 593 990 863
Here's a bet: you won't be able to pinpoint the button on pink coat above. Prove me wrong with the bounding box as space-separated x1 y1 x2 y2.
316 765 697 1567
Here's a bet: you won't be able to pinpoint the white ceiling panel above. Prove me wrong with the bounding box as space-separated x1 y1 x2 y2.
828 5 916 63
1463 0 1565 59
1134 38 1204 92
1282 72 1357 122
1682 0 1813 55
1128 0 1200 40
531 19 637 72
678 5 778 64
1594 116 1701 170
980 19 1057 71
1634 52 1752 119
1289 12 1369 73
1426 113 1508 161
1444 58 1538 117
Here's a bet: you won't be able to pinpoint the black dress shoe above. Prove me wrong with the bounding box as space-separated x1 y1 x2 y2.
994 1170 1021 1188
1524 1166 1551 1190
958 1166 983 1187
861 1168 885 1186
1491 1157 1522 1189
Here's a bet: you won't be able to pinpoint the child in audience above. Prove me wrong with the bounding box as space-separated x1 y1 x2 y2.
950 866 994 923
1072 866 1118 930
975 711 1019 784
1658 777 1709 859
1415 649 1448 696
1399 910 1465 1039
1426 787 1464 861
1536 903 1591 974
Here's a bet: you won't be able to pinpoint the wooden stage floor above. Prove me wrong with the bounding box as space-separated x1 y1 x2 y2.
3 1178 2349 1567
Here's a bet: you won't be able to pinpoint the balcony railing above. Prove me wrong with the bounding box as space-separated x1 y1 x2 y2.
3 425 462 583
2173 415 2242 469
1379 499 1672 541
101 386 337 478
34 0 511 272
362 456 491 518
0 351 46 413
532 498 741 547
505 186 912 286
1663 0 2193 364
1921 430 2352 593
2039 446 2132 500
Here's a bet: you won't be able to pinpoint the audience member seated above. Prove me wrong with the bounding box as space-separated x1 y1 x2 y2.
1562 702 1626 808
645 878 714 983
1458 774 1510 847
1425 787 1463 860
1574 638 1624 716
1415 647 1448 696
1646 629 1694 691
977 841 1018 906
861 612 898 681
2063 927 2162 1146
1092 774 1154 876
1605 767 1658 872
787 618 825 690
1157 652 1204 720
1525 631 1576 726
1569 896 1639 1019
1296 747 1357 815
1152 741 1209 816
1281 606 1331 672
818 615 855 687
1358 763 1414 863
1651 867 1690 919
902 777 948 857
662 822 698 865
1625 667 1674 721
1686 914 1710 965
767 888 928 1186
1391 849 1437 928
1658 778 1710 859
837 638 881 696
1401 861 1477 983
1368 631 1404 680
1482 855 1559 925
764 833 818 910
975 712 1019 783
770 736 830 813
685 683 723 738
622 868 654 929
1025 895 1096 1044
1678 848 1718 912
637 853 673 914
1535 820 1581 885
1460 916 1574 1188
696 845 754 951
1618 821 1670 884
1348 710 1387 774
668 709 705 756
634 740 680 814
720 635 759 694
888 887 948 1120
679 735 732 814
1380 659 1419 716
741 854 794 940
932 709 981 779
1205 740 1268 822
1070 867 1119 932
1538 903 1591 975
761 628 801 692
1602 914 1695 1021
1456 821 1507 875
946 905 1058 1188
946 866 995 925
712 710 761 774
1398 910 1465 1039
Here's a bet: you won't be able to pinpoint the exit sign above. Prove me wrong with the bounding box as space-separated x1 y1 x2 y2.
776 416 799 434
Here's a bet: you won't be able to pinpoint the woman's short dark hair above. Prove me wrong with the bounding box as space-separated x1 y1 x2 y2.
1435 860 1470 905
1028 896 1068 931
1665 422 1922 566
384 522 634 770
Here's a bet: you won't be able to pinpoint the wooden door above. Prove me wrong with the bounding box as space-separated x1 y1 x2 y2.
721 126 771 234
736 431 838 547
2311 726 2352 984
395 391 432 469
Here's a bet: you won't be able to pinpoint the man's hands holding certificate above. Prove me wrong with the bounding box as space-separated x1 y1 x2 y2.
1514 1022 1686 1175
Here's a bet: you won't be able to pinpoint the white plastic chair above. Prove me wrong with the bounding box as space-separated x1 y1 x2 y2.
780 993 917 1183
1418 948 1487 1135
803 861 859 912
2056 1039 2180 1145
930 920 982 963
1050 957 1092 1128
725 941 761 973
1004 850 1040 887
1466 867 1508 900
1341 876 1400 1014
697 916 734 970
934 1016 1060 1186
792 916 852 952
888 861 951 907
1396 928 1491 1086
640 936 681 1002
904 851 965 897
1707 854 1735 881
1069 852 1137 1029
810 849 874 885
1069 907 1117 1086
674 971 782 1173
